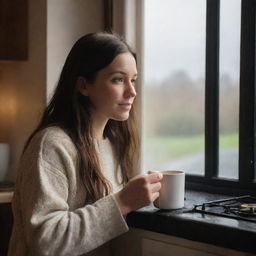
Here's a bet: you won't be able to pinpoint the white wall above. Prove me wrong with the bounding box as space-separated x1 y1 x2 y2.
47 0 104 100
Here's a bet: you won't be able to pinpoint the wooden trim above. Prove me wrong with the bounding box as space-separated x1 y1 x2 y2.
205 0 220 179
0 0 28 60
103 0 113 33
186 176 256 196
239 0 256 182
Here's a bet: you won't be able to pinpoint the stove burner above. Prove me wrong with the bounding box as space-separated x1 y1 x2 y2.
193 195 256 223
240 203 256 211
239 204 256 216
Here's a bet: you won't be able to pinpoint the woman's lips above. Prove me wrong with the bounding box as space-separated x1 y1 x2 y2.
118 103 132 110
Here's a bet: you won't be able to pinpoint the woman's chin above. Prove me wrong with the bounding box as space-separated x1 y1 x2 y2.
111 113 130 121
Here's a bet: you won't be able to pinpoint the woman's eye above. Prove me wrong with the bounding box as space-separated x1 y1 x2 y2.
112 77 124 83
131 79 136 84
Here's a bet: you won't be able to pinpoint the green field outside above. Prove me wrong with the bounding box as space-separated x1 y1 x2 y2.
145 133 238 162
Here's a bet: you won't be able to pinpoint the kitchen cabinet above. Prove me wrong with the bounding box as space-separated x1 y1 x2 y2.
112 228 256 256
0 192 13 256
0 203 13 256
0 0 28 60
142 238 217 256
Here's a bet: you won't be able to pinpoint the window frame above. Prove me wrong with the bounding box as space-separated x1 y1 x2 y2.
186 0 256 196
105 0 256 196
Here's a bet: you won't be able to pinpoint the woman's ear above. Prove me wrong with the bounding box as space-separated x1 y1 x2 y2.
76 76 89 96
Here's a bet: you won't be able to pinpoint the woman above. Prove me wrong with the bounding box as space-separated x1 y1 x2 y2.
8 32 162 256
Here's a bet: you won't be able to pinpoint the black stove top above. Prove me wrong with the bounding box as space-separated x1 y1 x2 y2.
193 195 256 223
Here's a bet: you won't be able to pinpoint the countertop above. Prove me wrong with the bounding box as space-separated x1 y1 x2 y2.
1 189 256 253
0 191 13 203
126 190 256 254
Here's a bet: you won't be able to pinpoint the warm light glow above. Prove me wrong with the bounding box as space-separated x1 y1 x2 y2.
0 90 17 142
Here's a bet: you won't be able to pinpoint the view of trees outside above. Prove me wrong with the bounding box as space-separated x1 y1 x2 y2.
143 0 206 175
143 0 240 179
143 71 205 175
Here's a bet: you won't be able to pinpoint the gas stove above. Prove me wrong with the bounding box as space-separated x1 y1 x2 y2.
193 195 256 223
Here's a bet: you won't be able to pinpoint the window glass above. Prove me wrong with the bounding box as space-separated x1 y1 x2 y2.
218 0 241 179
143 0 206 175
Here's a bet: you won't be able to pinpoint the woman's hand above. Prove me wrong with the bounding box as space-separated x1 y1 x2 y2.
114 172 163 215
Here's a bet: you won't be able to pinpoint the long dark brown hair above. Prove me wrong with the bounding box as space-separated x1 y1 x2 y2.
24 32 139 201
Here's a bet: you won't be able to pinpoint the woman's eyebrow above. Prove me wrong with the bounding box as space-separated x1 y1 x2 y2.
109 70 138 77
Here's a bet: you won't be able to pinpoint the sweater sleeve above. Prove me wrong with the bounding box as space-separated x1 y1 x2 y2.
18 130 129 256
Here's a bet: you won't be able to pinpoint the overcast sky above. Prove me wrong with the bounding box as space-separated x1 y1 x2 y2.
144 0 241 85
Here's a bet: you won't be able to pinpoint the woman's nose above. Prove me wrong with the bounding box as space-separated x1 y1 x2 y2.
125 82 137 98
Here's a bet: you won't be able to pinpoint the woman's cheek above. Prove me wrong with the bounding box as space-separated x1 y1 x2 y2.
108 87 122 99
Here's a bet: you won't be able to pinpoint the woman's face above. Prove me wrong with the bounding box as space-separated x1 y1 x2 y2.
81 52 137 123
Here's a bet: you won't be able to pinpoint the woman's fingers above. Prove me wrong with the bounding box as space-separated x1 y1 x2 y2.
146 172 163 184
150 182 162 193
114 172 163 215
151 192 160 202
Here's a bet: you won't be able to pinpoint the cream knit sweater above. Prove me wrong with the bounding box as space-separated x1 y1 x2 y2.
8 127 129 256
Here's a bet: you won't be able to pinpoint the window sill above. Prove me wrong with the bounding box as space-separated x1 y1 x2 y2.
126 190 256 255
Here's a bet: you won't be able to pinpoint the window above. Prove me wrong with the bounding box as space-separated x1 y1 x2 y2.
143 0 206 176
219 0 241 179
142 0 256 195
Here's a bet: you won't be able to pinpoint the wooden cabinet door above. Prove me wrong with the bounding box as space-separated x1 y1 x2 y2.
0 203 13 256
0 0 28 60
143 238 222 256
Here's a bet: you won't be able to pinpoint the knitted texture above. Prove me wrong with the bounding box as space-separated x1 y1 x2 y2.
8 127 128 256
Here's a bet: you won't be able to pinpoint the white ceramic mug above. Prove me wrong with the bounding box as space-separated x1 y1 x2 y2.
154 170 185 209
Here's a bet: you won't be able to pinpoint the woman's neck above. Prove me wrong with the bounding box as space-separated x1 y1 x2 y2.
91 114 108 140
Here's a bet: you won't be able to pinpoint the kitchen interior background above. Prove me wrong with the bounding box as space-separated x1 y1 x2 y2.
0 0 105 186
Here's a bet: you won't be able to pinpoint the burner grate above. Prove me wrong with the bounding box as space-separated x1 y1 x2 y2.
193 195 256 223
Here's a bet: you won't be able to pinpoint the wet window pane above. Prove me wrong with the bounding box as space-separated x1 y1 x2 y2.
218 0 241 179
143 0 206 175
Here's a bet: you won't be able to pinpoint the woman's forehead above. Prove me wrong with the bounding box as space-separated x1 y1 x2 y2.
103 52 137 75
